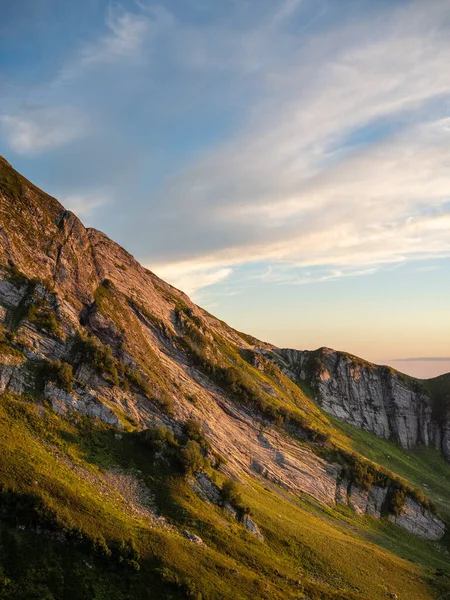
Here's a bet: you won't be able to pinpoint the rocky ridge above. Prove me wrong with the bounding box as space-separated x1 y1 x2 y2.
275 347 450 462
0 156 446 542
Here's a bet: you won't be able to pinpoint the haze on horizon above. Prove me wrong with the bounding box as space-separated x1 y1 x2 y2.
1 0 449 378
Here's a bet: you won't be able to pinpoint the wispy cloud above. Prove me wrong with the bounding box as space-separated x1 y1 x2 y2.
0 108 88 154
62 191 109 219
0 3 162 156
63 5 156 78
134 0 450 282
152 260 233 296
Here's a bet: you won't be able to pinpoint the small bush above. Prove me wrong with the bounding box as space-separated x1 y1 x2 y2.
157 391 174 415
185 393 198 406
40 360 74 393
388 484 407 516
182 440 205 475
92 536 112 560
71 334 119 385
143 426 177 450
211 450 227 469
28 305 60 336
221 478 250 520
55 361 74 392
184 418 209 450
0 330 23 359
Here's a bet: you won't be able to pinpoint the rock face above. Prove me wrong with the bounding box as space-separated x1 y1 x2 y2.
277 347 450 461
388 497 446 540
0 156 446 541
335 479 444 540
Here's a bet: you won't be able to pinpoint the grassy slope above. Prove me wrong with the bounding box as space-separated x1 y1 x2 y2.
0 394 449 600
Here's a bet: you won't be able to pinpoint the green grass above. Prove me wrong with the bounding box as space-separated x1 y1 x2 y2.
0 393 448 600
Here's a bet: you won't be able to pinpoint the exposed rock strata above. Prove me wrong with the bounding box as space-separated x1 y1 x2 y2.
277 347 450 461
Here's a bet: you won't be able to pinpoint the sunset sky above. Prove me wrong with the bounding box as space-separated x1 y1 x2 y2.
1 0 449 377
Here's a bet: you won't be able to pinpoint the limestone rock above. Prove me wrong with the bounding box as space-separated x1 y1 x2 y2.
182 530 204 545
242 515 264 541
44 382 122 428
277 347 450 461
388 497 445 540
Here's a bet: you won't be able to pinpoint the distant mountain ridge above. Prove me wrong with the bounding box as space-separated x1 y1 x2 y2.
274 347 450 460
0 155 449 600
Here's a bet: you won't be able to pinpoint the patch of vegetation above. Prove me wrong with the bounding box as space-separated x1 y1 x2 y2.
27 303 60 336
0 161 22 199
93 278 114 309
70 333 174 413
71 333 120 385
220 478 251 520
184 418 210 451
185 392 199 406
301 352 326 383
4 263 29 287
386 484 407 516
321 445 435 515
10 280 37 330
142 425 177 450
182 440 207 474
175 306 205 346
39 360 74 393
5 272 61 336
0 330 23 360
423 372 450 422
210 449 227 469
141 425 208 476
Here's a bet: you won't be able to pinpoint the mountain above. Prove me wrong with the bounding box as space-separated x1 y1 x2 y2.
0 155 449 600
276 347 450 460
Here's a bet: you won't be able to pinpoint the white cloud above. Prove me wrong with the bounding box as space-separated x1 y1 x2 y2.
0 108 87 154
62 192 108 219
77 9 150 68
151 260 233 296
0 5 159 155
137 0 450 278
61 4 173 80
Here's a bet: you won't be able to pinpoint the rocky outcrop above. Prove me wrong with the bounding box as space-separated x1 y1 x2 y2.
45 382 121 427
276 347 450 461
192 473 264 541
388 497 445 540
335 478 444 540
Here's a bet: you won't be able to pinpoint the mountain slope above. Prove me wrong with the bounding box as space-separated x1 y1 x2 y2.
0 156 449 600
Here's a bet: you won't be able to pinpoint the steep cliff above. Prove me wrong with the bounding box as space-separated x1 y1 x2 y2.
275 347 450 461
0 156 449 600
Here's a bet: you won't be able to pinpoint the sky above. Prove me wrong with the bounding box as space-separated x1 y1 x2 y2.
1 0 450 378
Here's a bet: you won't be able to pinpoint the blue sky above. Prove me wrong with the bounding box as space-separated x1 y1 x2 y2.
1 0 450 377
